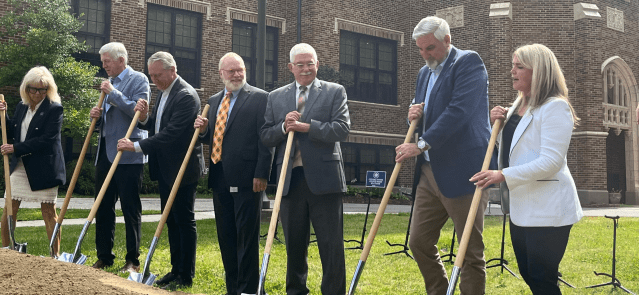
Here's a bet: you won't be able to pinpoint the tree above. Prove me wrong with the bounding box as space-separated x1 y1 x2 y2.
0 0 100 141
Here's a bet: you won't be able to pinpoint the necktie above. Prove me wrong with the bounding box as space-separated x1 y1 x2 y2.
211 91 232 164
298 85 307 113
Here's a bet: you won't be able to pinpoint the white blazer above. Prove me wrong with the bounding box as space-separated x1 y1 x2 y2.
499 97 583 227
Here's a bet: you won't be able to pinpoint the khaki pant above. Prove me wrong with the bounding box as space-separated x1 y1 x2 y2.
409 163 488 295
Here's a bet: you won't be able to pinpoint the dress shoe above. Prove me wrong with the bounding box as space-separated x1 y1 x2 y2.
92 260 112 270
160 275 192 291
155 272 178 286
119 260 140 273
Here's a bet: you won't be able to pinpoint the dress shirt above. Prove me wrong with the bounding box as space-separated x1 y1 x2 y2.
280 79 314 134
134 76 179 153
216 87 240 119
20 100 44 142
421 49 451 161
104 66 130 116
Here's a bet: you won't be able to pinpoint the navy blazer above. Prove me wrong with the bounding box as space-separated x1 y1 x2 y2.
413 45 495 198
200 83 273 189
138 76 204 187
5 99 66 191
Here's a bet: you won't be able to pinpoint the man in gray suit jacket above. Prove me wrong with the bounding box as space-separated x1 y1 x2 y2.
260 43 350 295
89 42 149 272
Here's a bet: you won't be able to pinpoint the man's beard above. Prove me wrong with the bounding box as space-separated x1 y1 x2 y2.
223 77 246 92
426 59 440 70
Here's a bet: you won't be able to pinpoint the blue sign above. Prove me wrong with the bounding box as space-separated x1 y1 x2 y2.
366 171 387 188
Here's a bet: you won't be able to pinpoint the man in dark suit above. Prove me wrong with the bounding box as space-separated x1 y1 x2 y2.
118 51 204 289
260 43 350 295
194 52 272 295
90 42 149 272
394 16 494 294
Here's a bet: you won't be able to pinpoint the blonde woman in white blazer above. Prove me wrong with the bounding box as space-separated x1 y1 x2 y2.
470 44 582 295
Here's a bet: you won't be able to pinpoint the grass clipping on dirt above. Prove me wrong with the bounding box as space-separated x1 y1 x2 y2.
0 249 173 295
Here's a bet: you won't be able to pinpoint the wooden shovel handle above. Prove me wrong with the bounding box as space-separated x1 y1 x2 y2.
57 91 107 223
454 119 502 267
0 94 13 216
86 110 142 221
358 119 418 261
264 131 296 253
153 104 211 238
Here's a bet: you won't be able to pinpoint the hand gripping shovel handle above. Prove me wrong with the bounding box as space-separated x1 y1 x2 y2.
347 119 417 295
0 94 16 250
258 130 296 295
50 91 106 257
446 119 502 295
130 104 210 285
67 109 141 264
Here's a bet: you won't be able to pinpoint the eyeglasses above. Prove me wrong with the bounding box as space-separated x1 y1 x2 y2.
27 86 48 94
222 68 245 75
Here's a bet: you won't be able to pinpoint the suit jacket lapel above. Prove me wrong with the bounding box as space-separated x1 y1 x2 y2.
226 85 249 131
26 99 51 137
158 77 182 130
510 104 533 157
14 103 27 141
285 82 296 113
302 79 321 122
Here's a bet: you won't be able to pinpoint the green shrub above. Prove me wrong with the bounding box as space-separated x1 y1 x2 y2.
140 164 159 194
62 159 95 196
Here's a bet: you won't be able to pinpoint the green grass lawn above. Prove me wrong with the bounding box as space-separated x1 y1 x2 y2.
0 208 161 221
7 214 639 294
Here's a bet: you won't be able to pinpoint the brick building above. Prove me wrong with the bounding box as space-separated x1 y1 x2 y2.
4 0 637 204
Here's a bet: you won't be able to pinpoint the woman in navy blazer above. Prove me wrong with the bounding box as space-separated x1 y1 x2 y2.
0 66 66 256
471 44 582 294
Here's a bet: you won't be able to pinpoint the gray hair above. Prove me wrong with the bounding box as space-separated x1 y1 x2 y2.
289 43 317 63
147 51 177 71
412 16 450 42
99 42 128 65
218 52 244 71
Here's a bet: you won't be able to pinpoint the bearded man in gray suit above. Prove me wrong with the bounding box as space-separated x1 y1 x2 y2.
260 43 350 295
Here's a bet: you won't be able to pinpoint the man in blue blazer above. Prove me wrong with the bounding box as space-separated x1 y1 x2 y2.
90 42 149 272
119 51 204 289
194 52 273 295
395 17 494 294
261 43 350 295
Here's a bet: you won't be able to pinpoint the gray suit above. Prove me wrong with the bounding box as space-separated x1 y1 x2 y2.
260 79 350 295
94 66 150 266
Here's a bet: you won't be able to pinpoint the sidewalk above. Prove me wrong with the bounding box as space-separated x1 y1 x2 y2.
2 198 638 228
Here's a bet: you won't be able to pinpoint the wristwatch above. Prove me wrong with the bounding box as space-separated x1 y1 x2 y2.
417 138 429 152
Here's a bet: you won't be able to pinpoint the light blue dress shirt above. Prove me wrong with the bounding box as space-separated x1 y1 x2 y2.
421 51 450 161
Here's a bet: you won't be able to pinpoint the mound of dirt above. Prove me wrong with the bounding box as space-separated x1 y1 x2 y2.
0 249 180 294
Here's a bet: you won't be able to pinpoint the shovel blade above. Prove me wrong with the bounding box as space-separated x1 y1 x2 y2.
57 252 87 264
128 271 156 286
15 242 27 253
347 260 366 295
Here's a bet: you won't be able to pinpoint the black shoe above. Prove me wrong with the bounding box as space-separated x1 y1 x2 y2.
160 275 192 290
155 272 178 286
119 260 140 273
92 259 112 270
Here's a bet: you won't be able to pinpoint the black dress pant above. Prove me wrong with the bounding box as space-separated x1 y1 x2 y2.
158 178 198 279
510 221 573 295
280 167 346 295
211 163 262 295
94 140 143 265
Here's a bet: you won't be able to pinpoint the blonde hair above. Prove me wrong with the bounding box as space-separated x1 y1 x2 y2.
19 66 61 105
513 44 579 126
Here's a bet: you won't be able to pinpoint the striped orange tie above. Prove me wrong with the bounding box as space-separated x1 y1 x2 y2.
211 92 232 164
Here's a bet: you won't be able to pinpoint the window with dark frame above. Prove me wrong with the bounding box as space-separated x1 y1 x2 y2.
342 143 396 185
340 30 397 105
146 4 202 88
232 20 278 89
71 0 111 77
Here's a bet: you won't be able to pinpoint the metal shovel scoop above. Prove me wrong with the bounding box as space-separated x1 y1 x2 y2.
0 94 27 254
128 104 210 285
59 110 142 264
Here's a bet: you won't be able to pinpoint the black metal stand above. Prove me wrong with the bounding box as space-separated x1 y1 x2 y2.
260 218 283 244
486 214 518 278
440 228 456 264
345 193 371 250
557 272 575 288
586 215 636 294
384 191 414 259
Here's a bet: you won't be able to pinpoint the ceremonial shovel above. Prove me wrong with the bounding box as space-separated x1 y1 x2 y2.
257 130 295 295
58 109 142 264
49 92 106 258
0 94 27 253
446 119 502 295
128 104 210 285
347 120 417 295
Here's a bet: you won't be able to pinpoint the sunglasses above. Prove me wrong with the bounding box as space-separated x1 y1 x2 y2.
27 86 48 94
